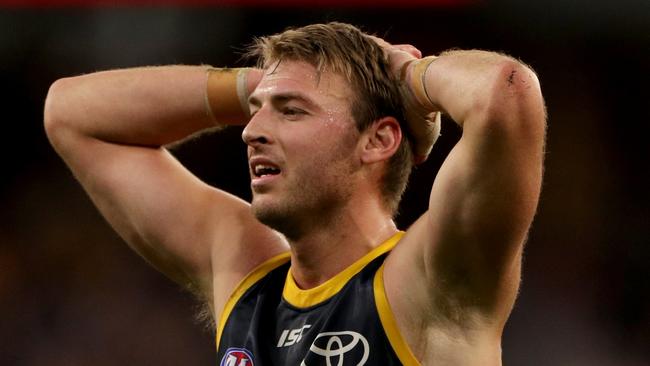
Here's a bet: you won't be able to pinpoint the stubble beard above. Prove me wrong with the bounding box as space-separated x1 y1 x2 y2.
251 159 356 242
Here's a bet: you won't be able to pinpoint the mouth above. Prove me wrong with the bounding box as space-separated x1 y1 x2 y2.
253 163 282 178
249 157 283 189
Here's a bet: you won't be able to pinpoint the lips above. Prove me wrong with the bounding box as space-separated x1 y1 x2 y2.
249 156 283 188
253 163 281 178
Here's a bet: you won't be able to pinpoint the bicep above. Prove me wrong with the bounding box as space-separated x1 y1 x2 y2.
428 120 543 279
431 92 545 306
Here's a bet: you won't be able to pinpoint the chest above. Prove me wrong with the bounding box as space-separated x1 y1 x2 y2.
217 262 403 366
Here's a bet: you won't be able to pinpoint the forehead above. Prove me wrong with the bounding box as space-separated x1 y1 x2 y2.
252 60 353 105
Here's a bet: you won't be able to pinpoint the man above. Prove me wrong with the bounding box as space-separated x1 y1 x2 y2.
44 22 546 365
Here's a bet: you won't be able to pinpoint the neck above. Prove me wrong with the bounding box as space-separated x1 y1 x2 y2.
286 197 398 290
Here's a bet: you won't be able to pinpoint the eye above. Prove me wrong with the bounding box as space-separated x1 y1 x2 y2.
248 105 259 117
282 107 306 119
283 107 304 116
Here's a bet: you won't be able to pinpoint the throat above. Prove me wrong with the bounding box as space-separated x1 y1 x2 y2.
290 244 347 289
287 226 399 290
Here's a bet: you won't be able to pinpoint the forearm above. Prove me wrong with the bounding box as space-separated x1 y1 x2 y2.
44 65 261 147
411 50 542 129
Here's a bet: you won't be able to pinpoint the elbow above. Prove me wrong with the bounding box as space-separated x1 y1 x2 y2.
487 60 546 129
466 59 546 140
43 77 76 147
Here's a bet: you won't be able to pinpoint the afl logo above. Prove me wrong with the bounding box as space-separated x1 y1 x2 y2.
301 331 369 366
220 347 254 366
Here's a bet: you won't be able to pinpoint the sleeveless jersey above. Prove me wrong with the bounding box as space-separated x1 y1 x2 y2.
216 232 421 366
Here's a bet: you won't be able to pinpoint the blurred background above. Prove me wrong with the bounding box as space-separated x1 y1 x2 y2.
1 0 648 365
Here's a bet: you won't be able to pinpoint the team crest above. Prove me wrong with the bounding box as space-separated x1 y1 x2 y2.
220 347 255 366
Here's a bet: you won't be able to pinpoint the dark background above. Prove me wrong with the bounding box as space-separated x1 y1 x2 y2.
1 1 648 365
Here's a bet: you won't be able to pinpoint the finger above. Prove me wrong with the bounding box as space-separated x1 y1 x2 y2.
394 44 422 59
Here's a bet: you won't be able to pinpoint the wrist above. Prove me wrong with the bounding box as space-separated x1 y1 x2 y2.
245 68 263 98
402 56 438 112
205 67 256 125
398 56 442 165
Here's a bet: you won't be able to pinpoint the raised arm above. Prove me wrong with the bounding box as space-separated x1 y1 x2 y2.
420 50 545 311
381 43 546 358
43 66 287 311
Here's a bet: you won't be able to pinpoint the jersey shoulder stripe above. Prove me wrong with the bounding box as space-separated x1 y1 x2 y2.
374 262 422 365
216 251 291 349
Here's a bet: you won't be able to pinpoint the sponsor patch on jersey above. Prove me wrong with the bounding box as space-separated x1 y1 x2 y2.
220 347 254 366
301 331 370 365
277 324 312 347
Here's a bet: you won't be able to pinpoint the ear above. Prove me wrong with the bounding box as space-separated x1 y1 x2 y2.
360 117 402 164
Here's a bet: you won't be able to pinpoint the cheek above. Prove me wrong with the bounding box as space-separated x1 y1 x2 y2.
281 117 359 168
283 125 340 154
296 132 355 163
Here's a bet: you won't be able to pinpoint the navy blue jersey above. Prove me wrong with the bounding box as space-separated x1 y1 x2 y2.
216 232 420 366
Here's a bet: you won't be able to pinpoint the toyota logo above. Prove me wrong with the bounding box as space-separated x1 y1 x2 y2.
300 331 369 366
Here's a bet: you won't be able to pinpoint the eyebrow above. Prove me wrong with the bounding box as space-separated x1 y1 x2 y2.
248 92 319 111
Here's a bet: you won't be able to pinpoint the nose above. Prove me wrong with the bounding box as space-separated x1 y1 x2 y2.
242 109 272 147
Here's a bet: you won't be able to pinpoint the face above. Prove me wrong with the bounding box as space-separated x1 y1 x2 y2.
242 60 362 238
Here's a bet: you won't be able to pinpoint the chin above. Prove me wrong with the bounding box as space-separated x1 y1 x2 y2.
250 194 277 219
252 198 295 234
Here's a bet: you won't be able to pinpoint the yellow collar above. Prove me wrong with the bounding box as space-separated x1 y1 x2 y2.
283 231 404 308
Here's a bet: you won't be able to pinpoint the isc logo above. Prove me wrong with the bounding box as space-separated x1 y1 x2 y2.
220 347 254 366
277 324 312 347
